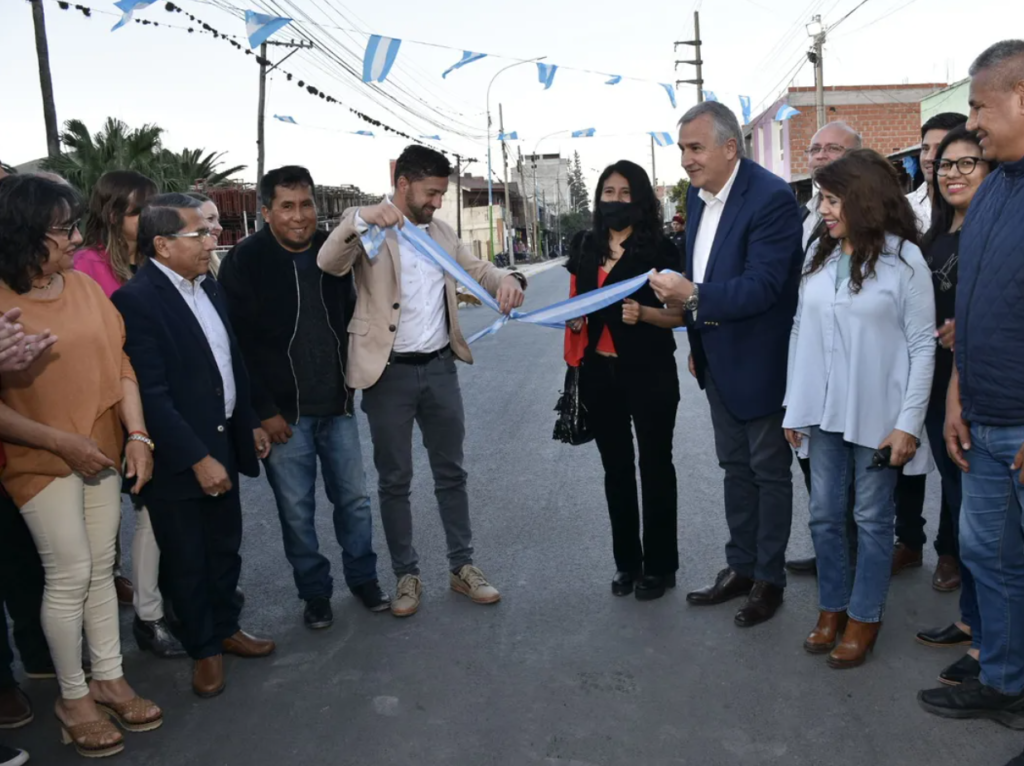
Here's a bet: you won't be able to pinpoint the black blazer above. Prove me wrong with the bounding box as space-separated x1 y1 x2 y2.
112 260 260 502
567 230 680 366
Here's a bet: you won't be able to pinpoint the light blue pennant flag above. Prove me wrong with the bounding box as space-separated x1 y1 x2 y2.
244 10 291 48
353 130 375 137
650 131 674 147
442 51 486 78
111 0 155 31
702 90 718 102
537 63 558 90
605 75 622 85
497 131 518 141
363 35 402 83
775 104 800 121
660 83 677 109
419 135 442 141
902 156 920 179
273 115 297 124
571 128 596 138
739 95 752 125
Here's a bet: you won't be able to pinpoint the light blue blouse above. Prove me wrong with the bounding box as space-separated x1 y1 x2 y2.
783 235 936 474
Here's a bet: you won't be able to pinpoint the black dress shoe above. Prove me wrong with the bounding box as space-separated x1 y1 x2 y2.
916 623 972 648
918 678 1024 729
635 573 676 602
351 581 391 612
304 596 334 629
939 654 982 686
734 582 784 627
611 571 639 597
686 567 754 606
133 617 188 659
785 556 817 575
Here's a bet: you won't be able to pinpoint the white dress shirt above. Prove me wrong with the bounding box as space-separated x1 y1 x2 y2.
355 210 449 354
692 160 742 285
151 258 237 419
907 183 932 234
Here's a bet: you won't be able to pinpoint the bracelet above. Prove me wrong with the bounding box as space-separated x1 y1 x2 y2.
127 433 155 452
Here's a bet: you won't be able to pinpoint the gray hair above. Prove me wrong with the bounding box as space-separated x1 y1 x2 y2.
813 121 862 149
678 102 745 156
969 40 1024 90
138 193 202 261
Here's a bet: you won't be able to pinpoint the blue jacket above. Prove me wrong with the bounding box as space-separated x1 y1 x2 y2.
685 158 804 421
112 260 261 502
955 155 1024 426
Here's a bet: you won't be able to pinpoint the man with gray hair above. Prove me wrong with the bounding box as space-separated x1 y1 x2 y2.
649 101 803 628
917 40 1024 734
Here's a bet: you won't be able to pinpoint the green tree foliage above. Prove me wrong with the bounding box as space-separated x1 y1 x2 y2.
668 177 691 218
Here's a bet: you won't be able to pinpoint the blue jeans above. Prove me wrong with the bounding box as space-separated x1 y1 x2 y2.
808 428 897 623
263 415 377 600
960 423 1024 695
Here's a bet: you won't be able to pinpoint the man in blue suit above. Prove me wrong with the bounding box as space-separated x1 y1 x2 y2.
650 101 803 628
113 194 276 698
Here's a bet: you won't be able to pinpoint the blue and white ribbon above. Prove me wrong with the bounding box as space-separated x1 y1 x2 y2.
363 35 402 83
111 0 155 31
244 10 291 48
442 51 486 78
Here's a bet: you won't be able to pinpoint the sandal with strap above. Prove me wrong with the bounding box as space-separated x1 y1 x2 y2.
58 714 125 758
95 697 163 733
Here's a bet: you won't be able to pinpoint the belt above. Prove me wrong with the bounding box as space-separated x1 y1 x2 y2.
391 346 450 365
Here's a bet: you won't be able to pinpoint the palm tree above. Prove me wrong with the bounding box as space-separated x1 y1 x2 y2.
157 148 247 192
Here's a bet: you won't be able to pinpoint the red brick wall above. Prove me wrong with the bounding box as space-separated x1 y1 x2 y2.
788 102 923 177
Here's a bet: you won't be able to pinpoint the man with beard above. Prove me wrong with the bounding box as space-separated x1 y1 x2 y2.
317 145 526 618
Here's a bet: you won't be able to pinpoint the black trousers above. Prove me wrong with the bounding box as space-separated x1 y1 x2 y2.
580 355 679 576
0 492 50 687
146 489 242 660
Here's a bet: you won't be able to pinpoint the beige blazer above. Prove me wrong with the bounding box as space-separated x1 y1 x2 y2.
317 208 512 390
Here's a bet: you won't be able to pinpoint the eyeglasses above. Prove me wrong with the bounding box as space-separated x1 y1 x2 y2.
48 219 81 237
937 157 988 177
163 228 217 241
805 144 848 157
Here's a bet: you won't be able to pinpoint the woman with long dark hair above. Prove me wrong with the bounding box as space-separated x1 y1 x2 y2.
565 160 682 601
914 126 995 686
784 149 935 668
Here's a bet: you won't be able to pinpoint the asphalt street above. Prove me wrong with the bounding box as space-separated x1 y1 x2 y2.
9 265 1019 765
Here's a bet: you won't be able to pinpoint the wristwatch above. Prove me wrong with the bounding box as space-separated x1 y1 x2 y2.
509 271 528 290
683 283 700 313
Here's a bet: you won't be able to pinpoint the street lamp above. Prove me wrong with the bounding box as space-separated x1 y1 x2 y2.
486 56 545 262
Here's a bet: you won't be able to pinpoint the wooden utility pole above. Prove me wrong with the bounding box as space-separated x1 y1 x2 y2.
454 153 463 238
31 0 60 158
674 11 704 106
517 147 532 254
810 15 826 128
499 103 514 265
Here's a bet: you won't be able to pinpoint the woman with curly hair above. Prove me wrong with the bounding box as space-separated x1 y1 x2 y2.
0 174 161 757
783 149 935 668
565 160 683 601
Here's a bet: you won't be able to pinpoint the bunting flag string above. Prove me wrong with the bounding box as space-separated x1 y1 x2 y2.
362 35 402 83
244 10 291 49
739 95 753 125
110 0 154 31
442 51 487 79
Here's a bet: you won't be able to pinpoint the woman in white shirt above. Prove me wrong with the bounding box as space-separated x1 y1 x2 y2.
783 149 935 669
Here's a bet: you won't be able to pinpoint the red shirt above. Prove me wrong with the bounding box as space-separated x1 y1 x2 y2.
564 271 617 366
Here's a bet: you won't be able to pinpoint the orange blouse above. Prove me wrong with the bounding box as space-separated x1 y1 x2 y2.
0 271 136 506
565 271 617 367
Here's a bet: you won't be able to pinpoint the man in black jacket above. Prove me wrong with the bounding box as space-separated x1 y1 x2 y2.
113 194 275 698
218 167 386 630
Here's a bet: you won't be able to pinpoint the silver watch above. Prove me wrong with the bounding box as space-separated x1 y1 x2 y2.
683 283 700 312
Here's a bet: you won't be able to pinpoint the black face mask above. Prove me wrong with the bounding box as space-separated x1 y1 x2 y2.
599 201 634 232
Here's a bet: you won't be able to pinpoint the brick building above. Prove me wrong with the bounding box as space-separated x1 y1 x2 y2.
745 82 946 189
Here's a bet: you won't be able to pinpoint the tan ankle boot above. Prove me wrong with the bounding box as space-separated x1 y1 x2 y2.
804 610 848 654
827 618 880 669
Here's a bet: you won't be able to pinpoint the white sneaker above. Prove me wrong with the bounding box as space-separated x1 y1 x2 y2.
391 575 422 618
450 565 501 604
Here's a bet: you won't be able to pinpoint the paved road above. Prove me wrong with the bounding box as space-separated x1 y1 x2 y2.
11 266 1018 765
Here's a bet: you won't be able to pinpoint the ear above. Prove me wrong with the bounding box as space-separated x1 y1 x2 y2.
1015 79 1024 115
260 205 270 220
726 139 739 161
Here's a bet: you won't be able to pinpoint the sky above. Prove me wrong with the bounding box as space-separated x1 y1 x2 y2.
4 0 1023 198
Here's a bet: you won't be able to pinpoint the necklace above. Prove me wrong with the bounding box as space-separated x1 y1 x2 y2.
31 275 56 291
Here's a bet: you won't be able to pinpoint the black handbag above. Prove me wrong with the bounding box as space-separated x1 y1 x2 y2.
552 365 593 446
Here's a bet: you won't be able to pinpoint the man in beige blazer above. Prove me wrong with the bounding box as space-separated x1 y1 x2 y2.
318 145 526 617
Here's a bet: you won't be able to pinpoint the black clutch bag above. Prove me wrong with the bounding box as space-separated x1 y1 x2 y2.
552 365 593 446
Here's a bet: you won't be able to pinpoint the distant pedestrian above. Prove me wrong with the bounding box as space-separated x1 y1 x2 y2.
784 149 934 669
669 214 687 264
650 101 803 629
565 160 682 601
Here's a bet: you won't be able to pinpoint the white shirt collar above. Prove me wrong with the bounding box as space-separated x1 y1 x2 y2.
152 257 206 290
698 160 741 207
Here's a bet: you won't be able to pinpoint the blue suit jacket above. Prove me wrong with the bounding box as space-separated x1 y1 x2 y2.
685 158 804 421
112 260 260 502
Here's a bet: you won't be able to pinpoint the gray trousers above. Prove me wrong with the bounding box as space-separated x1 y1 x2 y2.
360 349 474 577
705 373 793 588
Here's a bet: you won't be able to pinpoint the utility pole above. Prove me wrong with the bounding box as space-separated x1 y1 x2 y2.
454 153 463 238
499 104 514 266
256 38 313 228
674 11 703 105
809 15 826 129
30 0 59 158
517 146 533 254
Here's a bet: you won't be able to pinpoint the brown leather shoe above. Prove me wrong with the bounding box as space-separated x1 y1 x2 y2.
0 686 33 729
804 610 849 654
827 618 880 669
114 576 134 606
686 567 754 606
932 555 962 592
192 655 225 698
222 630 275 658
891 543 923 575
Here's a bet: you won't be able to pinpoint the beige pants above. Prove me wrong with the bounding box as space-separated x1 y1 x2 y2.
132 506 164 621
19 470 123 699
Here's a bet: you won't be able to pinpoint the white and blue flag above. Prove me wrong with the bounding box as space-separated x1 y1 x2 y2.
419 135 442 141
244 10 291 48
273 115 297 124
111 0 155 31
571 128 596 138
537 63 558 90
702 90 718 102
353 130 375 137
442 51 486 79
650 132 674 147
739 95 752 124
497 131 518 141
660 83 677 109
363 35 402 83
775 104 801 121
605 75 622 85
